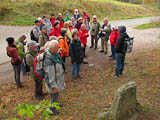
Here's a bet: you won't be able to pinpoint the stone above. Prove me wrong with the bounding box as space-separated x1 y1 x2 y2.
97 81 137 120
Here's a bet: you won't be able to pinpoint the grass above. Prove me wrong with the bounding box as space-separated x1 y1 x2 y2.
135 21 160 29
1 48 160 119
0 0 159 26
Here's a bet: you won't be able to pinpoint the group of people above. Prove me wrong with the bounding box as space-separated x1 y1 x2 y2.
6 9 129 115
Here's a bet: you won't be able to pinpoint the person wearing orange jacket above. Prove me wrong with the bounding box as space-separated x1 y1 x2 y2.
78 24 89 59
58 29 69 63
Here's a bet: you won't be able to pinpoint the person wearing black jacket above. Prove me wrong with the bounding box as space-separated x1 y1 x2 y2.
115 26 129 77
70 32 83 80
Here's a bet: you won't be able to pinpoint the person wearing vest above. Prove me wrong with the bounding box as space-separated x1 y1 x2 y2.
99 18 111 54
6 37 23 88
26 41 44 100
90 15 100 50
38 26 49 48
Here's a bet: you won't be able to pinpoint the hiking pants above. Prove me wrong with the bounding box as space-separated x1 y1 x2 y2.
34 77 43 97
101 37 108 52
12 64 21 87
91 35 98 49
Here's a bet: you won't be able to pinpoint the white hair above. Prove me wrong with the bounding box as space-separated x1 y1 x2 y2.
49 36 58 41
48 40 59 50
104 18 109 22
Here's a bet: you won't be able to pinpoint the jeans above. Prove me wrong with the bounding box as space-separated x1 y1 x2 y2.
12 64 21 86
111 45 116 59
72 64 80 78
115 53 126 76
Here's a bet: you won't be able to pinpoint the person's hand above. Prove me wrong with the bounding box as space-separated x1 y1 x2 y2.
53 88 59 93
81 43 84 48
86 33 89 37
100 28 103 32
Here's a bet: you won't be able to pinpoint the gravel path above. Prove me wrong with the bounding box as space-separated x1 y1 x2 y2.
0 16 160 83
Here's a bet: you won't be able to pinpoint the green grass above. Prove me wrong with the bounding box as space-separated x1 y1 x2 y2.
135 21 160 29
0 0 159 26
92 0 140 7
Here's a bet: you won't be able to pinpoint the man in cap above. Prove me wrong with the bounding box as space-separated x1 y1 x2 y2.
49 21 61 38
42 16 52 34
90 15 100 49
38 17 46 32
31 20 41 42
99 18 111 54
26 41 44 100
65 13 71 22
38 26 49 48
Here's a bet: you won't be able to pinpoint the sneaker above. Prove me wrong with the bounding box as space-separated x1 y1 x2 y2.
49 107 60 115
83 61 88 64
99 50 104 53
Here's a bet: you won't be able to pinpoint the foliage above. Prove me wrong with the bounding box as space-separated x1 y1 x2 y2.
14 100 60 120
135 21 160 29
0 0 158 26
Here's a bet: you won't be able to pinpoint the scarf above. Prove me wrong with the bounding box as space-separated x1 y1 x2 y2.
48 50 63 64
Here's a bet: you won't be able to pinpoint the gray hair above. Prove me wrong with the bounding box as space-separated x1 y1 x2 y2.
42 26 48 31
49 36 58 41
48 40 59 50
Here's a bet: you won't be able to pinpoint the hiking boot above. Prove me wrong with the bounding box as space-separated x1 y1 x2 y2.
41 92 48 97
77 75 83 78
35 96 44 100
49 107 60 115
104 51 108 55
94 47 97 50
99 50 104 53
17 84 24 88
90 46 93 48
109 55 112 57
83 61 88 64
72 78 78 81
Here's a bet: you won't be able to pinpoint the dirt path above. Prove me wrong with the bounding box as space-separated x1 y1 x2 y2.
0 27 160 83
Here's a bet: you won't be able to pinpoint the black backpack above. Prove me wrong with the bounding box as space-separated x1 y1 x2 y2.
30 28 38 42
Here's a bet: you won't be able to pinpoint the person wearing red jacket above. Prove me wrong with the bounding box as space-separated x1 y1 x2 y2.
50 13 56 27
6 37 23 88
49 21 61 38
110 26 119 60
56 13 64 31
82 11 90 22
79 24 89 59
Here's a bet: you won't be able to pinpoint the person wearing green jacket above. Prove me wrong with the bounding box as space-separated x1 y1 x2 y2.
16 35 27 76
65 13 71 22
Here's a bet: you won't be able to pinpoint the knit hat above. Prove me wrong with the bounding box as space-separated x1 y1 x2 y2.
42 26 48 31
6 37 14 45
54 21 60 27
27 40 38 47
35 20 40 23
66 13 69 17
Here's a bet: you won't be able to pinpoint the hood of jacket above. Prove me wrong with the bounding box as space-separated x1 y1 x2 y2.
119 26 126 34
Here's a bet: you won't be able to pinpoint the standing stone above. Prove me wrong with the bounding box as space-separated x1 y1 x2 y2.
97 81 137 120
